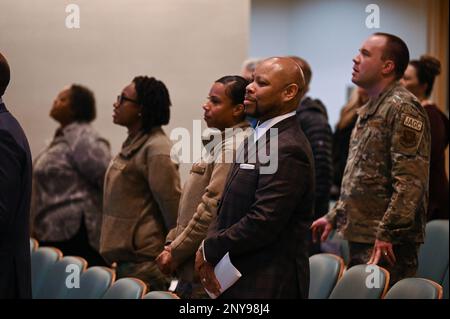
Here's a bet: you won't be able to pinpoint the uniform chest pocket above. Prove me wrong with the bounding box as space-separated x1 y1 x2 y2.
105 158 128 185
353 129 373 165
190 162 207 175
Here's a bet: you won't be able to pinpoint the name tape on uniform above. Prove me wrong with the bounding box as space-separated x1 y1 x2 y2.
403 116 423 132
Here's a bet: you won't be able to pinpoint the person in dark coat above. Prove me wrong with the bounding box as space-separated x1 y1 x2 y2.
0 52 32 299
290 56 332 220
195 57 315 299
290 57 333 255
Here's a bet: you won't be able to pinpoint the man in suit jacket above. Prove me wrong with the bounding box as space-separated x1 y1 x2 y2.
195 57 315 298
0 52 32 299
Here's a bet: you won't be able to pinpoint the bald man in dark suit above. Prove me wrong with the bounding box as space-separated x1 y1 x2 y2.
195 57 315 299
0 52 32 299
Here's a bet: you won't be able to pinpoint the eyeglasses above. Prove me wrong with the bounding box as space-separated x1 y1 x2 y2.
117 94 140 105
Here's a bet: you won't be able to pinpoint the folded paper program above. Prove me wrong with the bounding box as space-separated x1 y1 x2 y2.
205 252 242 299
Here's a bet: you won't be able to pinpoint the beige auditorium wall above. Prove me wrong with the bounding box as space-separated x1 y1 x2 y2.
0 0 250 183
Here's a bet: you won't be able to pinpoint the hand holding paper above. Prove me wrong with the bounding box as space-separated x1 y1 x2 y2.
204 252 242 299
195 249 221 296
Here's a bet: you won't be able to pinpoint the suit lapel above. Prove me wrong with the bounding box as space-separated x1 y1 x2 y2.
224 137 249 192
217 116 295 214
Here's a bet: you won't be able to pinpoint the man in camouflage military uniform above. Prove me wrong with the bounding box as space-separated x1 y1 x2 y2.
311 33 431 286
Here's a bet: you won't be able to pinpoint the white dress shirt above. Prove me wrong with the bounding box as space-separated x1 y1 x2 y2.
254 110 297 142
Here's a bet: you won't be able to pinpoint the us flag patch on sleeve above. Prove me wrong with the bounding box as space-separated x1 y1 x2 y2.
403 116 423 132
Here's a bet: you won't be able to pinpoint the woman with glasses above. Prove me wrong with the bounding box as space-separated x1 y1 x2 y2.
31 84 111 266
156 75 252 298
100 76 181 291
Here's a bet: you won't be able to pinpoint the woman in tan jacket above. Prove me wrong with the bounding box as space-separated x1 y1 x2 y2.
156 76 251 298
100 76 181 291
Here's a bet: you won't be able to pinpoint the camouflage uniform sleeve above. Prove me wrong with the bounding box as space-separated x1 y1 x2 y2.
325 201 338 227
376 103 430 243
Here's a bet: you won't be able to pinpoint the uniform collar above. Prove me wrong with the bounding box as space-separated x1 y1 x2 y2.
357 81 399 120
202 120 251 147
120 127 162 158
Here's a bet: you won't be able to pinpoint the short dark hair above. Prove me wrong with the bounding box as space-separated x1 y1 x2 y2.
410 55 441 98
215 75 249 106
69 84 96 123
133 76 171 131
374 32 410 80
0 52 10 96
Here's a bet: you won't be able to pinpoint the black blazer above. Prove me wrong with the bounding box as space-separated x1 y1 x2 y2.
204 115 315 299
0 102 32 299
